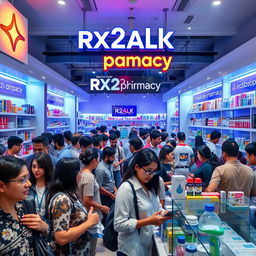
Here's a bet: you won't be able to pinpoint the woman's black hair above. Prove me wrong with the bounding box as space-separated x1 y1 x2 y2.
166 139 177 149
0 156 26 182
159 145 174 162
79 147 99 166
30 152 54 186
48 157 80 201
195 135 205 149
198 145 219 169
123 149 160 195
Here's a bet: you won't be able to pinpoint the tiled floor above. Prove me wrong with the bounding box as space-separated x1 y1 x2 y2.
96 239 116 256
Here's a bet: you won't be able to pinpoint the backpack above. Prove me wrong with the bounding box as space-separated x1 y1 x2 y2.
103 180 140 252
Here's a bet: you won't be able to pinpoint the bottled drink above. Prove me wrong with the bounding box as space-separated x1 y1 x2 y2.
175 236 185 256
185 245 197 255
186 178 194 196
194 178 202 196
184 215 198 244
198 204 224 256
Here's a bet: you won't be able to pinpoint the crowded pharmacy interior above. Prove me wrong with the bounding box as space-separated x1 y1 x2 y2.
0 0 256 255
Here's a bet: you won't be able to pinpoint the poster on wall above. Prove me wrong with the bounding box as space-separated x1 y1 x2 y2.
231 73 256 95
86 76 161 94
112 105 137 116
0 0 28 64
0 73 26 98
193 84 222 103
47 92 64 107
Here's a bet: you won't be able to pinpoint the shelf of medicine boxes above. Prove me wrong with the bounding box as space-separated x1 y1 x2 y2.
0 112 36 157
46 115 70 132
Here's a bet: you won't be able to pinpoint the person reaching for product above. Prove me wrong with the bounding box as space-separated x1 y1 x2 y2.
114 149 172 256
0 156 49 255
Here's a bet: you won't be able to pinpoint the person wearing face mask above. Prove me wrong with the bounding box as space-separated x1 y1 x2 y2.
0 156 49 255
95 146 117 226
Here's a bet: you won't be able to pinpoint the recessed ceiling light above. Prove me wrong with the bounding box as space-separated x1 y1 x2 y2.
218 71 222 75
212 1 221 6
41 76 46 80
58 0 66 5
207 77 211 80
107 95 109 98
159 71 162 74
187 27 192 30
92 71 96 74
143 95 146 98
29 70 33 73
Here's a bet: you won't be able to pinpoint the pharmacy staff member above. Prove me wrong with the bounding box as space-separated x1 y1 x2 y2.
174 132 195 177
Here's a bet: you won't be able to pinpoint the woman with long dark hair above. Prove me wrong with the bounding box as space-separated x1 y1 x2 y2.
0 156 48 255
192 145 218 187
28 152 53 220
48 157 99 256
193 135 205 168
78 148 109 256
114 149 171 256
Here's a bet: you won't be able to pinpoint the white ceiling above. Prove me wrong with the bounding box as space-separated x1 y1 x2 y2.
14 0 256 36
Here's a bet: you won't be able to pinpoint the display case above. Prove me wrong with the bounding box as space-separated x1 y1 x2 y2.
167 97 179 134
155 198 256 256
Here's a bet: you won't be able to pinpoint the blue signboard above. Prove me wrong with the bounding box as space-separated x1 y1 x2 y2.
231 73 256 95
193 85 222 103
0 75 26 98
47 92 64 107
112 105 137 116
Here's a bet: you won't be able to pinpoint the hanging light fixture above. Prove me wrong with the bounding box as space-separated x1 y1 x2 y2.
128 8 135 29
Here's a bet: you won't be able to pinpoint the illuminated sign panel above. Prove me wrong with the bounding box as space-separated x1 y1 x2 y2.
112 105 137 117
78 28 174 72
0 0 28 64
89 76 161 94
231 72 256 95
47 92 64 107
193 84 223 103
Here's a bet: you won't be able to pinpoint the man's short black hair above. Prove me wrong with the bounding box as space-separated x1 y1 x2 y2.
90 129 97 136
222 139 239 157
112 125 117 130
129 130 138 139
92 135 103 147
139 128 147 137
103 146 116 159
41 132 53 144
115 130 121 138
245 142 256 156
32 136 49 147
210 130 221 140
150 130 161 140
129 137 143 151
101 134 109 142
52 134 65 147
7 136 23 149
79 136 93 148
71 134 81 146
177 132 186 141
109 133 118 141
161 132 169 142
63 131 72 141
99 125 107 133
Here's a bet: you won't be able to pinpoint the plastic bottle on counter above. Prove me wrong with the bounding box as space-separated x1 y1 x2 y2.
194 178 202 196
186 178 194 196
185 245 197 255
184 215 198 245
175 235 185 256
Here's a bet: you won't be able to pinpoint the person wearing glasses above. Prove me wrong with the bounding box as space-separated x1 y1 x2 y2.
114 149 171 256
0 156 49 255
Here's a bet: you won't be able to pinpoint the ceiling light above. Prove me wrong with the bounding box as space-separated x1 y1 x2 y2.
107 95 109 98
159 71 162 74
143 95 146 98
207 77 210 80
41 76 46 80
58 0 66 5
29 70 33 73
218 71 222 75
212 1 221 6
187 26 192 30
92 71 96 74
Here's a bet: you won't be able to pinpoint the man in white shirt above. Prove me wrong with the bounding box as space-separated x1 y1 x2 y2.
206 130 221 157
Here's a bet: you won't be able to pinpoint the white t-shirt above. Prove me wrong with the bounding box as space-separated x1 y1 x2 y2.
174 144 194 168
206 141 218 156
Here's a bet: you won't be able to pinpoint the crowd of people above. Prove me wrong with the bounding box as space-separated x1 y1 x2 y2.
0 125 256 255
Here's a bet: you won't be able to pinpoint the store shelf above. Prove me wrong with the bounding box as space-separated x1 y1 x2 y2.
17 127 36 131
47 126 69 129
188 105 255 114
47 116 69 119
189 124 255 132
0 128 17 132
188 109 222 114
170 116 179 119
170 123 179 126
23 140 32 144
0 112 36 116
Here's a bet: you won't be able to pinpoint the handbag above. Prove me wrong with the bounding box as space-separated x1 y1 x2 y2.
23 196 55 256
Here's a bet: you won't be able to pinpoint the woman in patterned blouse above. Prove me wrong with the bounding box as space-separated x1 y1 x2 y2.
0 156 49 255
48 157 100 256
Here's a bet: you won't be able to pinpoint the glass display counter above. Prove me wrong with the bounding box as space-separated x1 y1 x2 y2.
154 197 256 256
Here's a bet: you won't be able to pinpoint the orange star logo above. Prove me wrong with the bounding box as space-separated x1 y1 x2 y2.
0 13 25 52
